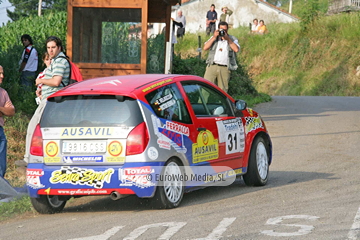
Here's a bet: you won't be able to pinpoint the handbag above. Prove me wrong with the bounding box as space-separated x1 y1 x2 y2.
176 28 185 38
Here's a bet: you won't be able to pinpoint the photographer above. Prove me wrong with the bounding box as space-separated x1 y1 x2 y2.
203 21 240 93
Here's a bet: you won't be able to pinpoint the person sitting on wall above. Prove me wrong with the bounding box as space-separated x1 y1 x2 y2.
251 18 259 33
256 20 268 34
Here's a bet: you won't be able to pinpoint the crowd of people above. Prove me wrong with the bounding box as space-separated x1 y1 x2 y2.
0 35 71 179
251 18 268 34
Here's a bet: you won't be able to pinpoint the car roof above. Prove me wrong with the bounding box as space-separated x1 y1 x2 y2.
49 74 207 98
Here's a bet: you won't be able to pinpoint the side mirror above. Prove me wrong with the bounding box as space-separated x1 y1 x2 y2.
213 106 225 115
235 100 247 111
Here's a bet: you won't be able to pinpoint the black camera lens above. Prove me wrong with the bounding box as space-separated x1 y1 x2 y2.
219 29 225 36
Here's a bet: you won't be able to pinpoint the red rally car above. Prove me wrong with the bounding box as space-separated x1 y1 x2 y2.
26 74 272 213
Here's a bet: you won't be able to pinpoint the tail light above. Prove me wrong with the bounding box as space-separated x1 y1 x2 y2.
30 124 43 156
126 122 149 156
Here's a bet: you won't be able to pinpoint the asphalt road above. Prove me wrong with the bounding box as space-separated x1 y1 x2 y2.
1 96 360 240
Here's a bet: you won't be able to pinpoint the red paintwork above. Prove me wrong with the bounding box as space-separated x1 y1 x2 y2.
48 74 270 171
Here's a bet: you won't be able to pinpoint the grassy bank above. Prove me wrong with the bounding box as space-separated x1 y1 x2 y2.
176 12 360 96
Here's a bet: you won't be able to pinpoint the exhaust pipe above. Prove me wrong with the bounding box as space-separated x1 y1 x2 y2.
110 191 122 201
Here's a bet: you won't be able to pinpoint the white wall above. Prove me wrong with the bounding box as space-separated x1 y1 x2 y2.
173 0 298 34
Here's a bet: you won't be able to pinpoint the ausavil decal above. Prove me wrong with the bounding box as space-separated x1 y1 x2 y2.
142 79 173 92
151 115 188 153
49 166 114 189
60 127 114 138
119 167 155 188
63 156 104 163
245 116 263 134
27 169 45 189
192 130 219 163
216 118 245 154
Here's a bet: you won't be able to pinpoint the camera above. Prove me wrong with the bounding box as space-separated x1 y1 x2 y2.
218 29 226 36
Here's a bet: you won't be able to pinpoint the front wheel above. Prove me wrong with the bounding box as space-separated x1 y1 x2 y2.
152 159 185 209
30 195 67 214
243 136 270 186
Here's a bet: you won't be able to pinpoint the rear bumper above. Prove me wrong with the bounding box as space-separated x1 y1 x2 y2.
26 162 164 198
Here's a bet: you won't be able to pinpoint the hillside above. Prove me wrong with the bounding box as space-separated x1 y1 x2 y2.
175 11 360 96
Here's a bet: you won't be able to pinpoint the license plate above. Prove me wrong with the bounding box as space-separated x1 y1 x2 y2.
62 141 107 154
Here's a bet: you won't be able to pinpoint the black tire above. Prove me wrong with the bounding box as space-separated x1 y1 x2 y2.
243 136 270 186
30 195 67 214
152 159 185 209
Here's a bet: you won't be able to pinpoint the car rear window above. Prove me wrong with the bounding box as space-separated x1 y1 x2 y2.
40 95 143 128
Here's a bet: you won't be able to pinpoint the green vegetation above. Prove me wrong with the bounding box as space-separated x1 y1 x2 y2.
0 196 34 221
7 0 67 21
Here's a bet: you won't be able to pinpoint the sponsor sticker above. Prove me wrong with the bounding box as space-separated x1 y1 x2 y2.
119 167 155 188
26 169 45 189
147 147 159 160
192 130 219 163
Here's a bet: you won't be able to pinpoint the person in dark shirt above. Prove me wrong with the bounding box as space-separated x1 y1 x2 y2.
206 4 218 36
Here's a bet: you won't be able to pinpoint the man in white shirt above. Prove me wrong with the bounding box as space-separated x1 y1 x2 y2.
251 18 259 33
19 34 38 88
203 21 240 93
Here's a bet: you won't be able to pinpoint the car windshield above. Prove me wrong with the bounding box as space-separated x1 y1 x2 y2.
40 95 143 127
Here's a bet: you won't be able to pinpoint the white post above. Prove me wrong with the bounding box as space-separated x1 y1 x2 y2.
289 0 293 13
38 0 42 16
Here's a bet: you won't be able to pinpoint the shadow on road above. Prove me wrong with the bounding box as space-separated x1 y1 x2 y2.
63 170 334 213
254 96 360 119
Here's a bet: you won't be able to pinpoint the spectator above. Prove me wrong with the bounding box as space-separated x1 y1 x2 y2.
203 21 240 93
35 52 52 103
170 18 183 45
23 36 70 163
206 4 218 36
18 34 38 89
251 18 259 33
175 10 186 38
257 20 268 34
0 65 15 178
220 7 233 27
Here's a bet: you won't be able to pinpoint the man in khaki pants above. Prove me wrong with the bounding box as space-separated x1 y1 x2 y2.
203 21 240 93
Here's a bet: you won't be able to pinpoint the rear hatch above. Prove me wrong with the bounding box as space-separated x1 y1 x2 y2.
39 95 143 165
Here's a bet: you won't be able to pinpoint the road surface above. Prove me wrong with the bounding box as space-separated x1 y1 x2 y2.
0 96 359 240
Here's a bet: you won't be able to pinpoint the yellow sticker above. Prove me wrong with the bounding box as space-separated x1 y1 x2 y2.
106 156 126 163
142 79 172 92
108 141 123 157
192 130 219 163
45 141 58 157
44 157 61 163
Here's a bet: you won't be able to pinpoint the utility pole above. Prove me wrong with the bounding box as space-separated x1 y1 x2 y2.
38 0 42 16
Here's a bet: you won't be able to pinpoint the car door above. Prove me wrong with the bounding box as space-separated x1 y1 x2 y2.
144 83 197 164
180 81 245 169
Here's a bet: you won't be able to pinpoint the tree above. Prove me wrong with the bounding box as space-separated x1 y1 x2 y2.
7 0 67 21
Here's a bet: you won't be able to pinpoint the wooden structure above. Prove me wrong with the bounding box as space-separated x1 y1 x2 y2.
67 0 180 80
328 0 360 13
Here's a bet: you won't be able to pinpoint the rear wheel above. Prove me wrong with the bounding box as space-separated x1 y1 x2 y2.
243 136 269 186
152 159 185 209
30 195 67 214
